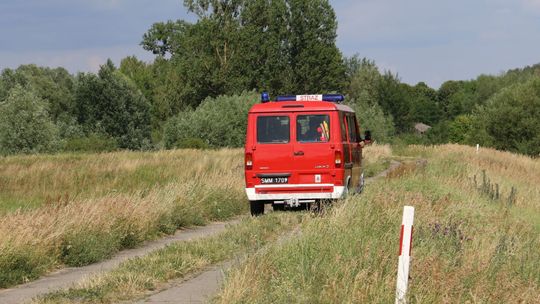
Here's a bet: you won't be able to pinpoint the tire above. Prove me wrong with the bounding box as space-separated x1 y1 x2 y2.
250 201 264 216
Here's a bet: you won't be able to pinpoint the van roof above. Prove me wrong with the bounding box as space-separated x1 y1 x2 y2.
249 101 355 113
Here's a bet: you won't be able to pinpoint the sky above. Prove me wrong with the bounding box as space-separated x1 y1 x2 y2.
1 0 539 88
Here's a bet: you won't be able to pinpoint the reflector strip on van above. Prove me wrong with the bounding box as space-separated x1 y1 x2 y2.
245 186 346 201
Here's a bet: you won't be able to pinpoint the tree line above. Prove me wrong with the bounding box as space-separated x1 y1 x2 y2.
0 0 538 156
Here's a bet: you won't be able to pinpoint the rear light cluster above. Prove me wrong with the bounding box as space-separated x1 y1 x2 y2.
245 152 253 170
334 150 342 168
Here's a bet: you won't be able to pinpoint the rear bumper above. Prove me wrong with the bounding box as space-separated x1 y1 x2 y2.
245 184 345 201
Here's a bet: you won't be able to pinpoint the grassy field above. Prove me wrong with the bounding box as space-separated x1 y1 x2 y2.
4 144 537 303
0 149 242 213
215 144 540 303
0 149 247 288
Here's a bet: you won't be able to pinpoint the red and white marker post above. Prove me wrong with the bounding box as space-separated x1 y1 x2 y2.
396 206 415 304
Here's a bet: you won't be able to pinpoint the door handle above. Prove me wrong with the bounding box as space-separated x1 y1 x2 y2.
294 151 304 156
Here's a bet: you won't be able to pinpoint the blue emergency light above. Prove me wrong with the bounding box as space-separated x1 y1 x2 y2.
275 94 344 103
261 92 270 103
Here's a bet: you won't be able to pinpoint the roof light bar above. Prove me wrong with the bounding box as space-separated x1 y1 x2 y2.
275 94 344 103
322 94 345 103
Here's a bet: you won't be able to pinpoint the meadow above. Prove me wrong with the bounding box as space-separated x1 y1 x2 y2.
215 144 540 303
3 144 538 303
0 149 247 287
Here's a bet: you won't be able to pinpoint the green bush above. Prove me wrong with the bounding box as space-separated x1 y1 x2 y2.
469 78 540 156
0 85 60 155
164 91 258 148
448 114 474 143
347 97 395 143
62 133 118 153
0 247 53 288
75 60 152 150
177 138 209 149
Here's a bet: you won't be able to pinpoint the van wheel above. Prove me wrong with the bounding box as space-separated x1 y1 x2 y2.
250 201 264 216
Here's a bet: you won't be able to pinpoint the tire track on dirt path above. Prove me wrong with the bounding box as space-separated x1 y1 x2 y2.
0 219 240 304
135 262 232 304
366 160 402 184
136 225 302 304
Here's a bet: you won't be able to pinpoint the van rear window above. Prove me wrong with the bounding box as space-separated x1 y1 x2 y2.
257 116 290 143
297 115 330 142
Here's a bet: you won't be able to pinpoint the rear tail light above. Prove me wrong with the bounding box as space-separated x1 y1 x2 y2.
334 150 342 168
245 152 253 170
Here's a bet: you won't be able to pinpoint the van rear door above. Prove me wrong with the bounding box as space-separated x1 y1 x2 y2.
250 114 293 181
293 112 335 185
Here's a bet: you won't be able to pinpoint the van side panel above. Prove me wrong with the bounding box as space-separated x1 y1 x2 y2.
339 112 353 187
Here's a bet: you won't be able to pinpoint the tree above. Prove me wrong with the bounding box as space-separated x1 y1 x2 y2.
346 57 380 103
120 56 169 135
471 78 540 156
376 72 411 132
345 58 395 142
75 60 152 149
141 20 191 56
285 0 346 93
0 65 76 123
406 82 441 125
448 114 474 143
348 98 395 143
0 85 59 154
141 0 346 107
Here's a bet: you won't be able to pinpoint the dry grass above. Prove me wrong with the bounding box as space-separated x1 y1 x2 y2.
0 149 247 287
215 144 540 303
362 143 393 177
35 213 303 304
0 149 243 212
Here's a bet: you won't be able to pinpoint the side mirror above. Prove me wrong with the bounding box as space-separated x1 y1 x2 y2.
364 130 372 142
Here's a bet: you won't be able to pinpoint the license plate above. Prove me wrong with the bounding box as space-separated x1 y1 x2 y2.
260 177 288 184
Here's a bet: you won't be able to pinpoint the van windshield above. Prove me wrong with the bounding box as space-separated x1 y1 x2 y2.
297 115 330 142
257 116 290 143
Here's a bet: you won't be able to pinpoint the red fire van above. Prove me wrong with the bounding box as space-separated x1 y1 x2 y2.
244 93 370 215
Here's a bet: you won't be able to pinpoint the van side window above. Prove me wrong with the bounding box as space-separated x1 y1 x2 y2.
257 116 290 143
353 115 361 141
347 115 357 142
340 114 347 141
297 115 330 142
